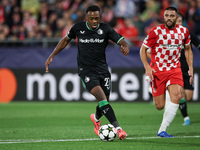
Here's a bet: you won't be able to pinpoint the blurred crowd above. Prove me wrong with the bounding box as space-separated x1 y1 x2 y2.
0 0 200 47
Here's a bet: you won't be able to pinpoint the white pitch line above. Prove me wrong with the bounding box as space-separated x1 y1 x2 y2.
0 136 200 144
0 138 99 144
126 135 200 140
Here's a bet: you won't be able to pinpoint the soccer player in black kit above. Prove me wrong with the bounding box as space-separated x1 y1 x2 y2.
174 13 200 125
45 5 129 140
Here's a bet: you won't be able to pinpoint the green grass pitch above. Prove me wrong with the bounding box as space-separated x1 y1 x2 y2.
0 102 200 150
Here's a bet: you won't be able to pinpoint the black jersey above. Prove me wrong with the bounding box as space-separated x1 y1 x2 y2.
180 31 200 72
67 22 124 75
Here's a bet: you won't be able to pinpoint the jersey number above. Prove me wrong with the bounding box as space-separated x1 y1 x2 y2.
104 78 110 87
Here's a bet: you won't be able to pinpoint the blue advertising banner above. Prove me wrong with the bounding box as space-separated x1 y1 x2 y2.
0 46 200 102
1 46 200 69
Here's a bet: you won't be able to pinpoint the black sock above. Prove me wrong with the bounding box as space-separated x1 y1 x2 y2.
95 105 103 120
100 104 119 128
179 101 188 118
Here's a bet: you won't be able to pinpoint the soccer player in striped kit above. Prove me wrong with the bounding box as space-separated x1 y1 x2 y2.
140 6 193 137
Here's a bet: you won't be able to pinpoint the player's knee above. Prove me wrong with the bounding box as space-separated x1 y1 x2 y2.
185 92 193 101
154 97 165 110
156 106 164 110
186 95 193 101
155 104 164 110
178 92 184 101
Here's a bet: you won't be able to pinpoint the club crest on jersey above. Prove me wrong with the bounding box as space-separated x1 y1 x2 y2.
97 29 103 35
178 34 183 40
85 76 90 83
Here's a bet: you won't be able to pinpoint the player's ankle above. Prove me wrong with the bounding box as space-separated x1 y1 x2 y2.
116 126 121 131
94 114 100 122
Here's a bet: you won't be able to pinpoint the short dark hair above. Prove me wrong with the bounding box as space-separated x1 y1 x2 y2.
165 6 178 13
86 5 100 13
178 12 184 19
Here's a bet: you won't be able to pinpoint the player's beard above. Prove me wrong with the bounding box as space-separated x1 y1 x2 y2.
165 20 176 29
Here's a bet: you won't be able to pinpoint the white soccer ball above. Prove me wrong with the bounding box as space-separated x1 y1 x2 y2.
98 124 116 141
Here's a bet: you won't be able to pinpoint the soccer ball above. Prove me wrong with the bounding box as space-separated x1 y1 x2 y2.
99 124 116 141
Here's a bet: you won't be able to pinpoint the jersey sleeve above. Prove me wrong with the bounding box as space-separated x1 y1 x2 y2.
66 24 77 39
107 25 124 44
184 28 191 46
143 28 157 48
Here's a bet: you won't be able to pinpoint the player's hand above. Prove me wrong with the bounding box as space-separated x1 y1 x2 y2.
45 56 53 72
120 45 129 56
145 66 156 82
188 69 193 85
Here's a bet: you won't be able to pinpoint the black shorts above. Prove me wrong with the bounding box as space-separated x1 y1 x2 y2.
182 71 194 90
181 58 194 90
80 73 111 96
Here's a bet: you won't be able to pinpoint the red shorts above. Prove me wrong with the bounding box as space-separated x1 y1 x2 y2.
151 68 184 97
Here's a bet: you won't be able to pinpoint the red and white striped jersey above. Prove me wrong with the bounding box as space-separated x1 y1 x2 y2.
143 24 191 72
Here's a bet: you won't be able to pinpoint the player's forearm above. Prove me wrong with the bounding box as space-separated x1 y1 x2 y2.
188 49 193 71
140 45 150 69
51 37 70 58
118 39 128 46
118 39 130 56
185 45 193 71
146 51 151 60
